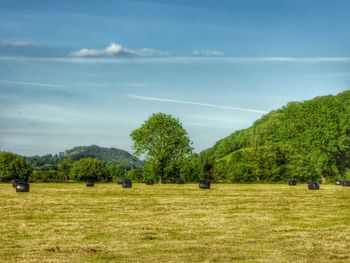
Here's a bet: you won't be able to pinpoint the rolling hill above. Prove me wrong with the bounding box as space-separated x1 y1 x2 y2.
200 90 350 182
26 145 143 170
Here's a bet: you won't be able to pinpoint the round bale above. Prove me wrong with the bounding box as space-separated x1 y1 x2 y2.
122 179 132 188
145 179 154 185
86 181 94 187
199 180 211 189
288 180 297 186
308 181 320 190
16 182 30 192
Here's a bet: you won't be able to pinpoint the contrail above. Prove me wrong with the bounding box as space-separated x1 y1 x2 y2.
0 79 65 88
127 94 267 114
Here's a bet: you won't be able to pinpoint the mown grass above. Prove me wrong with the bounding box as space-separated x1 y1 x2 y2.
0 183 349 262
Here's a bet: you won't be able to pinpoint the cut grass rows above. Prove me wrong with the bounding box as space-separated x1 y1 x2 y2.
0 183 349 262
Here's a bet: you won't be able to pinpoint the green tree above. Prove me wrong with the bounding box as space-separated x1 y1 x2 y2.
69 158 111 182
143 161 158 181
0 152 33 182
127 167 144 181
107 162 126 180
58 157 73 181
130 113 192 183
179 154 202 182
29 169 65 182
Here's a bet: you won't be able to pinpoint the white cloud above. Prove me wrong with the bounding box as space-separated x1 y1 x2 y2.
70 42 169 58
127 94 267 114
0 41 34 48
138 48 170 57
71 48 100 57
105 43 123 54
192 49 224 57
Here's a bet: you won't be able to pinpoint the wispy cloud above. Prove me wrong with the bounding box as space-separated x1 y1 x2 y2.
192 49 224 57
70 42 169 58
0 79 65 88
127 95 267 114
0 41 35 48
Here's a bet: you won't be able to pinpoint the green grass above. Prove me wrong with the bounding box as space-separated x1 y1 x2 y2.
0 183 349 262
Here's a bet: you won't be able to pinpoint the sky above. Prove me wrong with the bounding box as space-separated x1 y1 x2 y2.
0 0 349 156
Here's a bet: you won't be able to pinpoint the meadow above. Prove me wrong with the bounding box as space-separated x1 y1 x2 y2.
0 183 349 263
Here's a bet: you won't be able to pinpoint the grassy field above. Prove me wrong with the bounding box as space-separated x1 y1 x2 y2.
0 183 349 263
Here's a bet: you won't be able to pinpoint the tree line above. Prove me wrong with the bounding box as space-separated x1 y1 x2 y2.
0 145 142 182
0 152 134 182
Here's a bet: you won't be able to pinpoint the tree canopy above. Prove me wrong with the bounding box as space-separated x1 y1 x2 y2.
130 113 192 183
0 152 33 182
69 158 111 182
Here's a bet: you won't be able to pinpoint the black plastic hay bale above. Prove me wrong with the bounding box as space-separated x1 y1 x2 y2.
342 181 350 187
16 182 30 192
145 179 154 185
12 179 27 188
308 181 320 190
86 181 94 187
176 179 185 184
117 179 123 185
288 180 297 186
122 179 132 188
335 181 343 185
199 180 211 189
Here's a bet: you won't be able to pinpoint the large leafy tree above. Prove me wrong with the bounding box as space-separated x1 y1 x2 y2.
69 158 111 182
130 113 192 183
0 152 33 182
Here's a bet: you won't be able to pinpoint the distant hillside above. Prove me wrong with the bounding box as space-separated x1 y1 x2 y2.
25 145 143 170
200 91 350 182
64 145 143 167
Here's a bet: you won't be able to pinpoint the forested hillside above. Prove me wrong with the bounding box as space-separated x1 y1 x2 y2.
63 145 143 167
18 145 143 182
199 91 350 182
26 145 142 170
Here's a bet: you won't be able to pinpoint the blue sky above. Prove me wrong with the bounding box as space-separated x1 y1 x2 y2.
0 0 349 156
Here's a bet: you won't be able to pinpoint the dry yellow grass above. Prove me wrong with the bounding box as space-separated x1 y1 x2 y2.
0 183 349 262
